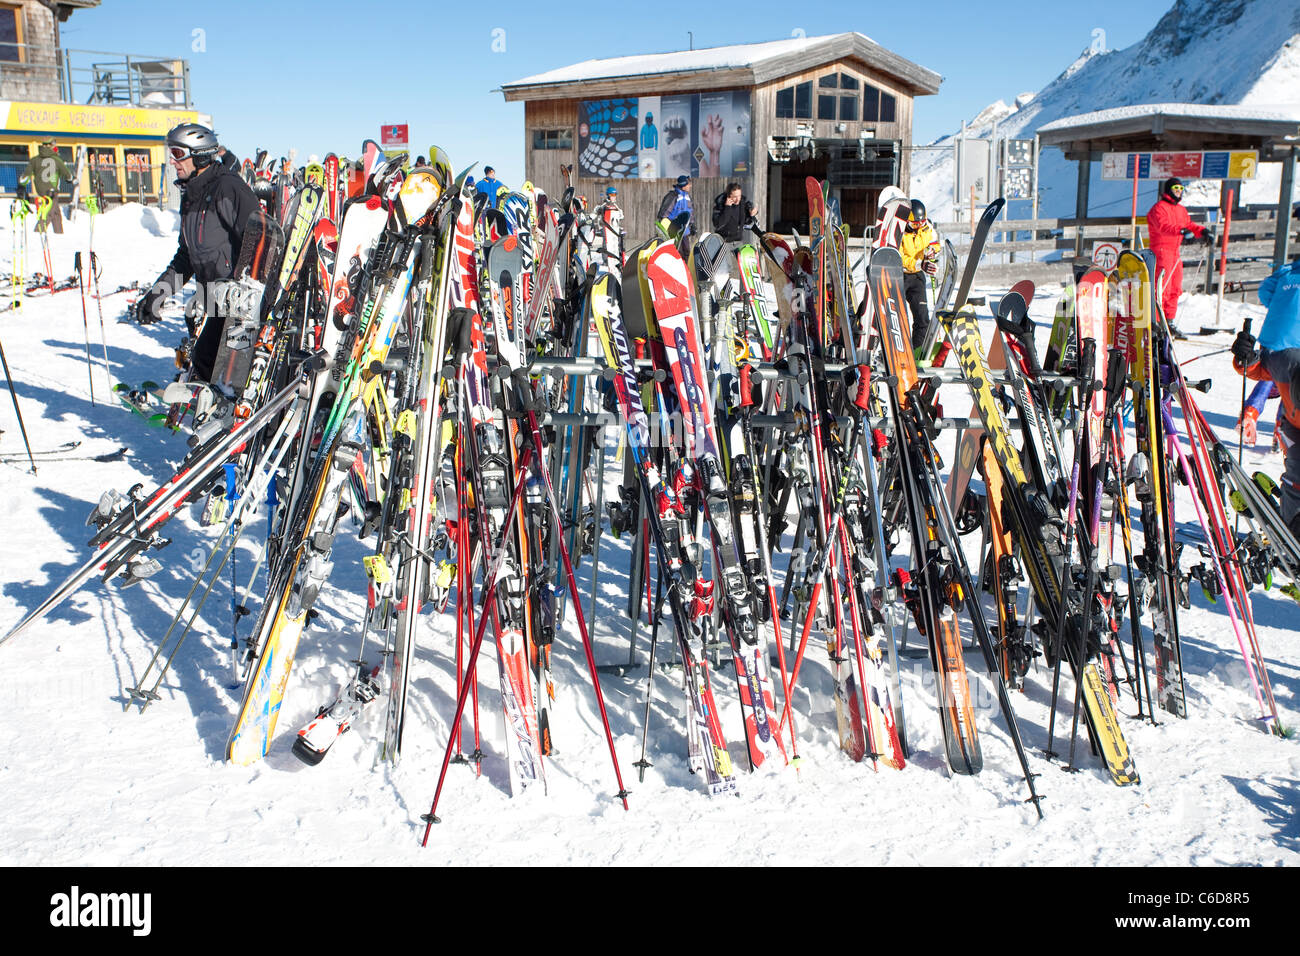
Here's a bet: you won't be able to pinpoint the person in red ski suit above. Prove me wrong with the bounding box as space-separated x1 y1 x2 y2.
1146 177 1211 332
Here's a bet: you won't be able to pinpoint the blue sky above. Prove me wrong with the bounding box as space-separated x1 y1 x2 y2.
61 0 1172 183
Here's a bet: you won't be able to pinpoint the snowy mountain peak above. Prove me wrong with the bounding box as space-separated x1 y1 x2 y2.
911 0 1300 220
966 99 1017 131
1055 46 1107 86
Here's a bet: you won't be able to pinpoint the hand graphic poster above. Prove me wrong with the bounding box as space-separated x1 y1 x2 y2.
698 90 752 178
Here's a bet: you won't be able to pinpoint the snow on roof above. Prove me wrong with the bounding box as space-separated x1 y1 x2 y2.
1039 102 1300 133
505 33 861 87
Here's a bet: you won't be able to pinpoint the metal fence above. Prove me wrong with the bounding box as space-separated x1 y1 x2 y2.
0 160 172 206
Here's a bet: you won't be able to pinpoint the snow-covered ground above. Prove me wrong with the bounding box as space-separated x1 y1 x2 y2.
0 205 1296 866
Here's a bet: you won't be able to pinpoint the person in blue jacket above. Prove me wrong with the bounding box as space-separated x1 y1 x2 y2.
475 166 507 209
1233 257 1300 533
641 112 658 150
656 175 692 245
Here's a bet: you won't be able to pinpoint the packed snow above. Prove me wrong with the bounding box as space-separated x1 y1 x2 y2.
0 204 1296 866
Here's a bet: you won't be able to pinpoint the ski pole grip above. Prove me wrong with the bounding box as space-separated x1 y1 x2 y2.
1104 347 1126 409
853 364 873 411
738 363 755 408
1078 337 1097 398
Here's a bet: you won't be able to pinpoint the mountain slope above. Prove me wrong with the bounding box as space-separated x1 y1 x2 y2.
912 0 1300 220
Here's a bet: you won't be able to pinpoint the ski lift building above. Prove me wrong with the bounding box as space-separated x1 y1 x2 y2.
0 0 206 202
502 33 942 242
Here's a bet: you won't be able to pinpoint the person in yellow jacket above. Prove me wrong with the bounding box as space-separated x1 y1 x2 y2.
899 198 940 350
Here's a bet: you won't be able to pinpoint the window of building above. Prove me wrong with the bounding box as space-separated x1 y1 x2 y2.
794 81 812 119
817 94 837 120
776 87 794 118
532 128 573 150
0 4 23 64
862 84 880 122
840 96 858 122
90 147 119 198
124 148 153 198
881 92 896 123
839 73 859 91
818 74 838 89
537 128 574 150
0 143 26 193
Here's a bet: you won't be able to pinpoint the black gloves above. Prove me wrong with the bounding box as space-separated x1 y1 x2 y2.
1231 329 1259 368
132 270 179 325
1201 231 1214 246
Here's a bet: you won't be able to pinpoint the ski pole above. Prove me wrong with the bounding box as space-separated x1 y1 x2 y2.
75 251 110 395
1227 315 1254 547
72 251 95 406
0 335 37 474
1045 337 1095 759
422 461 533 842
633 567 665 783
89 251 112 391
1212 189 1234 330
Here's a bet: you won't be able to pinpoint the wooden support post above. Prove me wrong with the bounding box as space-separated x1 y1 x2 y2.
1274 148 1296 270
1073 156 1091 259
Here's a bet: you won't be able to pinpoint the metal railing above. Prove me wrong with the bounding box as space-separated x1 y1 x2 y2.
0 41 190 108
0 160 172 206
64 48 191 108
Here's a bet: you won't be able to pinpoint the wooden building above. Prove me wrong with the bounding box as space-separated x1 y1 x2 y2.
0 0 204 201
502 33 941 242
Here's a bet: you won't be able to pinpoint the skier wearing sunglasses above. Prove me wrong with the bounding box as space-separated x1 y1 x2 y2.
1147 177 1211 337
132 123 258 385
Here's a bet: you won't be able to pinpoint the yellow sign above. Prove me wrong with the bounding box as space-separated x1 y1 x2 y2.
1229 151 1258 180
0 100 204 139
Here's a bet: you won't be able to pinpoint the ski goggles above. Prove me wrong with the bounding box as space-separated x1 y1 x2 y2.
1169 184 1184 194
168 146 193 162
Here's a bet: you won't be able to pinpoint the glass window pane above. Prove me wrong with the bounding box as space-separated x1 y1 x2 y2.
881 93 896 123
862 85 880 122
839 73 859 91
818 95 836 120
795 81 812 119
840 96 858 122
557 129 573 149
776 87 794 118
0 10 18 63
124 149 153 197
532 130 546 150
819 74 838 89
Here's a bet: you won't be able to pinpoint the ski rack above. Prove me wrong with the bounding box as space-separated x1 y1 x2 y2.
518 354 1081 387
484 357 1081 434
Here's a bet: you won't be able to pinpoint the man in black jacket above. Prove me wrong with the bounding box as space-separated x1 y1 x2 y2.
133 123 259 384
711 183 756 242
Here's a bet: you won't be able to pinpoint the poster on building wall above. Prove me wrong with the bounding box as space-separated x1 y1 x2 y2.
577 91 751 179
577 99 639 178
637 95 660 179
658 93 696 179
698 90 751 177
